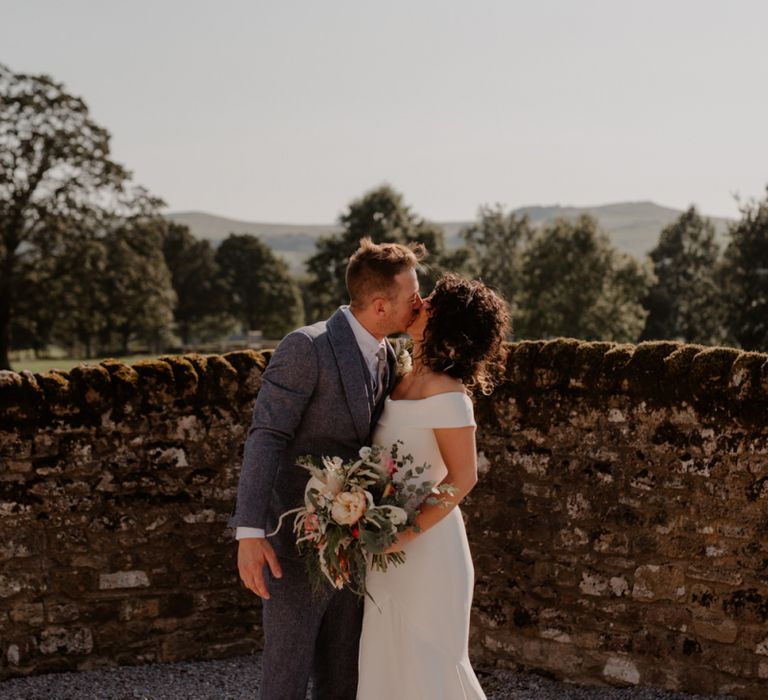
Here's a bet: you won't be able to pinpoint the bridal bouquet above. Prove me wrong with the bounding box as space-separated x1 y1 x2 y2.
274 442 454 597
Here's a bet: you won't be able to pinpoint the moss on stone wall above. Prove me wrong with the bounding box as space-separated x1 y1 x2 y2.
0 351 269 431
6 340 768 429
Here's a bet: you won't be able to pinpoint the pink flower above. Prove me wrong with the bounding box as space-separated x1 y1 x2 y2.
304 513 319 533
386 458 397 476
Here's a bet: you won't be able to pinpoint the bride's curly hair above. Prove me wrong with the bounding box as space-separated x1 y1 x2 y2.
419 274 510 395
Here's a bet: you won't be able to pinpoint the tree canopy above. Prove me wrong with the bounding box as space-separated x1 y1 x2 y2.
515 215 653 342
0 62 160 368
720 189 768 351
642 206 724 345
9 62 768 363
460 204 533 316
304 185 470 322
216 233 304 339
161 222 237 346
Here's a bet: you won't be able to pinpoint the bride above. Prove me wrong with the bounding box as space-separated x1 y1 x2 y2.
357 274 510 700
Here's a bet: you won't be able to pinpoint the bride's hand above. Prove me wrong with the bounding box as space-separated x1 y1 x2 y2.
385 529 414 554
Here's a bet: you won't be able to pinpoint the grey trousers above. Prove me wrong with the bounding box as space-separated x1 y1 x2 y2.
260 556 364 700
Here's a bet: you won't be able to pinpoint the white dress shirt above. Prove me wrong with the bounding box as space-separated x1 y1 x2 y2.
236 306 385 540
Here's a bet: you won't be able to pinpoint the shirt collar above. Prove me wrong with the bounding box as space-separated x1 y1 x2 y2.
341 305 385 359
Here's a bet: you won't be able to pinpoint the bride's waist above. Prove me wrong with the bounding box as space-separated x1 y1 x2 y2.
407 506 465 543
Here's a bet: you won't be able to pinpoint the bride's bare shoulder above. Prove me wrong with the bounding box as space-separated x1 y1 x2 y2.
421 372 465 398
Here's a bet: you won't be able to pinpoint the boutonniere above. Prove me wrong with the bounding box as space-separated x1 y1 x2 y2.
393 338 413 377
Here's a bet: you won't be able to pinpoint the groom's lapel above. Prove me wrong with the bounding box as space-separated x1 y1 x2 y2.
370 339 398 431
327 309 372 444
385 339 398 395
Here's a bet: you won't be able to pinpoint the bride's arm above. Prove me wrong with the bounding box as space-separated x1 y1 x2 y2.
386 425 478 552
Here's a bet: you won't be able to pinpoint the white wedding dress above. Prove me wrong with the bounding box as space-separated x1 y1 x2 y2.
357 392 486 700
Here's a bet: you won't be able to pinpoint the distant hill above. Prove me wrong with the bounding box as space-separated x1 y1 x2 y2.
511 201 732 259
165 202 733 273
164 211 341 273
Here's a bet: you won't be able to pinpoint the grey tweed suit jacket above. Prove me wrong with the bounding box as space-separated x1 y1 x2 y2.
228 308 397 554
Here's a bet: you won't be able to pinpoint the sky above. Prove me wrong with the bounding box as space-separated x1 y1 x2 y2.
2 0 767 223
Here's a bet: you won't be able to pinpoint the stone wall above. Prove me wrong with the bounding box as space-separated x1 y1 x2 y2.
468 340 768 698
2 340 768 697
0 352 267 677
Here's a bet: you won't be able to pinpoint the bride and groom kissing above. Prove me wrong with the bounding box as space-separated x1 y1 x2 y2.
228 238 509 699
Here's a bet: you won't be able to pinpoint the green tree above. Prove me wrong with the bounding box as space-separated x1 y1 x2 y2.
101 221 177 355
9 240 59 356
642 206 724 344
10 278 53 356
48 235 110 357
515 215 653 342
216 234 304 338
304 185 469 321
161 222 237 346
460 204 533 314
720 188 768 351
0 62 159 369
21 222 176 358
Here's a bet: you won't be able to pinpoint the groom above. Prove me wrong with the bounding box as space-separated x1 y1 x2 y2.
228 237 426 699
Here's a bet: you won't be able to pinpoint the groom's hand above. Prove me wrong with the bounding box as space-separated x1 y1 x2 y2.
237 537 282 599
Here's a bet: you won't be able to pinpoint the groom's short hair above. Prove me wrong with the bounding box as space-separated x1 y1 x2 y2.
346 237 426 307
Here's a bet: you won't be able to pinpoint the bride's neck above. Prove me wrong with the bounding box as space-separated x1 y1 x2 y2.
410 341 428 375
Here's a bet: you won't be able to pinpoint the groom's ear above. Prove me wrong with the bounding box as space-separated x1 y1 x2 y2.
371 296 388 316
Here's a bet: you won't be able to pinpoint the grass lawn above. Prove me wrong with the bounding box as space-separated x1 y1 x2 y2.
11 354 167 374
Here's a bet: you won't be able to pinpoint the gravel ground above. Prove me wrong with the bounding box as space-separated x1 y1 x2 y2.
0 654 732 700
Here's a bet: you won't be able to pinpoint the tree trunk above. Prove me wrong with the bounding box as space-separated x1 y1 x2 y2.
0 254 15 371
0 302 11 370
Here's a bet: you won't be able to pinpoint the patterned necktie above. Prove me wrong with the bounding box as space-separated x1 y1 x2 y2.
373 345 388 404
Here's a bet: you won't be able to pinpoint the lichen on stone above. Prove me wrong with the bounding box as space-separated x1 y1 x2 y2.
0 371 44 426
131 359 179 408
623 341 683 399
157 356 199 400
203 356 239 403
99 359 141 412
222 349 268 375
597 344 634 393
689 347 742 396
508 340 546 388
68 364 112 414
728 352 767 401
100 359 140 386
662 344 706 385
533 338 581 390
222 350 268 400
569 341 616 391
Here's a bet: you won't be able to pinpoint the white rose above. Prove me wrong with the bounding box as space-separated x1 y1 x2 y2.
305 470 343 506
331 491 367 525
396 348 413 377
358 446 372 460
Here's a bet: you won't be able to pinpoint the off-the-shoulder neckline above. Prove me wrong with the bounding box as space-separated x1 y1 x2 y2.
386 391 469 404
